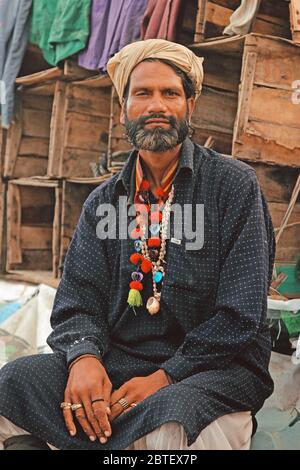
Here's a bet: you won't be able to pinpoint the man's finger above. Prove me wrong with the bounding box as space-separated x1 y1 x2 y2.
82 396 105 443
63 394 76 436
75 409 98 442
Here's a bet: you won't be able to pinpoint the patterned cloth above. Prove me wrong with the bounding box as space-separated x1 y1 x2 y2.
0 139 275 450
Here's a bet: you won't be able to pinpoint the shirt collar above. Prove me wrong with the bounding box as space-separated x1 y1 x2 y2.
114 137 195 199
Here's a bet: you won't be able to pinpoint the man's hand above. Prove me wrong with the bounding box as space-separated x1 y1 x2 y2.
109 369 169 422
63 357 112 444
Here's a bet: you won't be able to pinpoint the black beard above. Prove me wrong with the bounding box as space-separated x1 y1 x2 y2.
124 111 189 152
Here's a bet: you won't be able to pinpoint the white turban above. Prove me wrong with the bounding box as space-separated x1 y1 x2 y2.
107 39 204 103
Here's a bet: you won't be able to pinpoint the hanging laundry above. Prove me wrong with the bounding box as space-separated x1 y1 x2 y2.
0 0 32 128
29 0 92 66
223 0 261 36
141 0 183 42
79 0 148 72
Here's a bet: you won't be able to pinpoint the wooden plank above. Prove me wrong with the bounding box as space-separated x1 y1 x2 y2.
4 96 23 177
1 271 59 289
290 0 300 44
200 51 242 92
63 113 109 152
16 67 62 86
7 183 22 266
268 202 300 262
233 51 257 143
194 0 207 42
48 81 67 177
8 250 53 271
20 226 53 250
59 148 104 178
14 156 48 178
243 162 300 203
193 85 238 135
66 84 111 118
22 93 53 112
63 60 97 81
52 187 61 278
0 180 7 273
23 108 51 139
19 137 49 157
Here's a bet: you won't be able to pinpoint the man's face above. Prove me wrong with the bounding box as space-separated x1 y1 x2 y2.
120 61 195 152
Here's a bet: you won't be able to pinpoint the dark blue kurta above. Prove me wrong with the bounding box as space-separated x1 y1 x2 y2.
0 139 275 449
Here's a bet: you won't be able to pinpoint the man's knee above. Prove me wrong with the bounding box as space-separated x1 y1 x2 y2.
145 421 186 450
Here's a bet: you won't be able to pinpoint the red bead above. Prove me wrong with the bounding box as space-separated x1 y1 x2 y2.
130 228 142 239
130 253 143 265
155 187 165 198
149 211 162 223
129 281 143 291
141 259 152 273
140 179 150 191
148 237 161 248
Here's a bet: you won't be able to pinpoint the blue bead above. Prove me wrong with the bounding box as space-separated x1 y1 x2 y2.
134 240 143 252
153 271 163 283
149 223 160 235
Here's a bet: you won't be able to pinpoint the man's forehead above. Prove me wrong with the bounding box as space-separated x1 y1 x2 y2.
129 61 183 88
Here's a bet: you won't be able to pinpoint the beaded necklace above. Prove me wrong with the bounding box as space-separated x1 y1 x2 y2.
127 155 178 315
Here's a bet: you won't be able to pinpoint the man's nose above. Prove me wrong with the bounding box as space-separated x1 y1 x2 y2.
146 94 167 114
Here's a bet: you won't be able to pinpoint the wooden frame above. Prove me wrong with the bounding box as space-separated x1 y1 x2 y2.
192 33 300 166
6 178 62 279
59 176 110 273
290 0 300 44
194 0 291 44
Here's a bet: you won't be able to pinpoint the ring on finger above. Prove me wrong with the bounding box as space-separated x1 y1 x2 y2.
71 403 83 411
60 402 72 410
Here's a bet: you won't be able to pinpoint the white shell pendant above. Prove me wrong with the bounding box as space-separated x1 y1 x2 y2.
146 296 160 315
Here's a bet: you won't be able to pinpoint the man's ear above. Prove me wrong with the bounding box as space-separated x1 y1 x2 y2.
120 101 126 125
187 97 196 119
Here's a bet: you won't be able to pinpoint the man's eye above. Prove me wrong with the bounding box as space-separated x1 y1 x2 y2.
165 90 178 96
136 91 148 96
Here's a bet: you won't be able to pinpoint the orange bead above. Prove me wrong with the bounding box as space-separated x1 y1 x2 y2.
130 253 143 265
141 259 152 273
148 237 161 248
130 281 143 291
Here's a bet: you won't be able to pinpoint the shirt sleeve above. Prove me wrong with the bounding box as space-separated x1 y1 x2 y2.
47 191 110 367
160 170 276 382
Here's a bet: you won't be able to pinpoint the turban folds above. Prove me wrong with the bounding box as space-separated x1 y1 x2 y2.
107 39 204 103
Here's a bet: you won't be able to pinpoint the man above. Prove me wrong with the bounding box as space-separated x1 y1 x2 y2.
0 39 275 450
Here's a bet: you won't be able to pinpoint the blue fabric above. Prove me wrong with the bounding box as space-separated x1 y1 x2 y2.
0 139 276 449
0 303 22 324
0 0 32 128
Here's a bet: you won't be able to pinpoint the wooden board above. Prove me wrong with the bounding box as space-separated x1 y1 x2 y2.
48 83 112 177
6 180 61 277
233 34 300 168
269 202 300 262
4 91 53 178
195 0 291 43
290 0 300 44
242 161 300 203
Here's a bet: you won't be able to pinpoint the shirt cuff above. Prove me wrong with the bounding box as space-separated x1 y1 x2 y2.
66 340 103 367
160 355 193 382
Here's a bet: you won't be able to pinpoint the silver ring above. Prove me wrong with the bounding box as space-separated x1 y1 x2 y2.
118 397 130 410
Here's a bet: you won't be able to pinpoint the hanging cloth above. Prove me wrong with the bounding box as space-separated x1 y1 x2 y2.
29 0 92 66
79 0 148 72
0 0 32 128
223 0 261 36
141 0 183 42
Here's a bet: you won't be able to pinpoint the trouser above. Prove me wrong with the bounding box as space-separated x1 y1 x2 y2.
0 411 252 450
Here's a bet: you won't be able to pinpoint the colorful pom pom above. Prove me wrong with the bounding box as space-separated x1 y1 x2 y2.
141 258 152 273
155 187 165 198
148 237 161 248
130 281 143 291
149 211 162 223
127 289 143 307
130 253 143 265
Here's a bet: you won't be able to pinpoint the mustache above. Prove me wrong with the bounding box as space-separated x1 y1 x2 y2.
134 113 177 128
